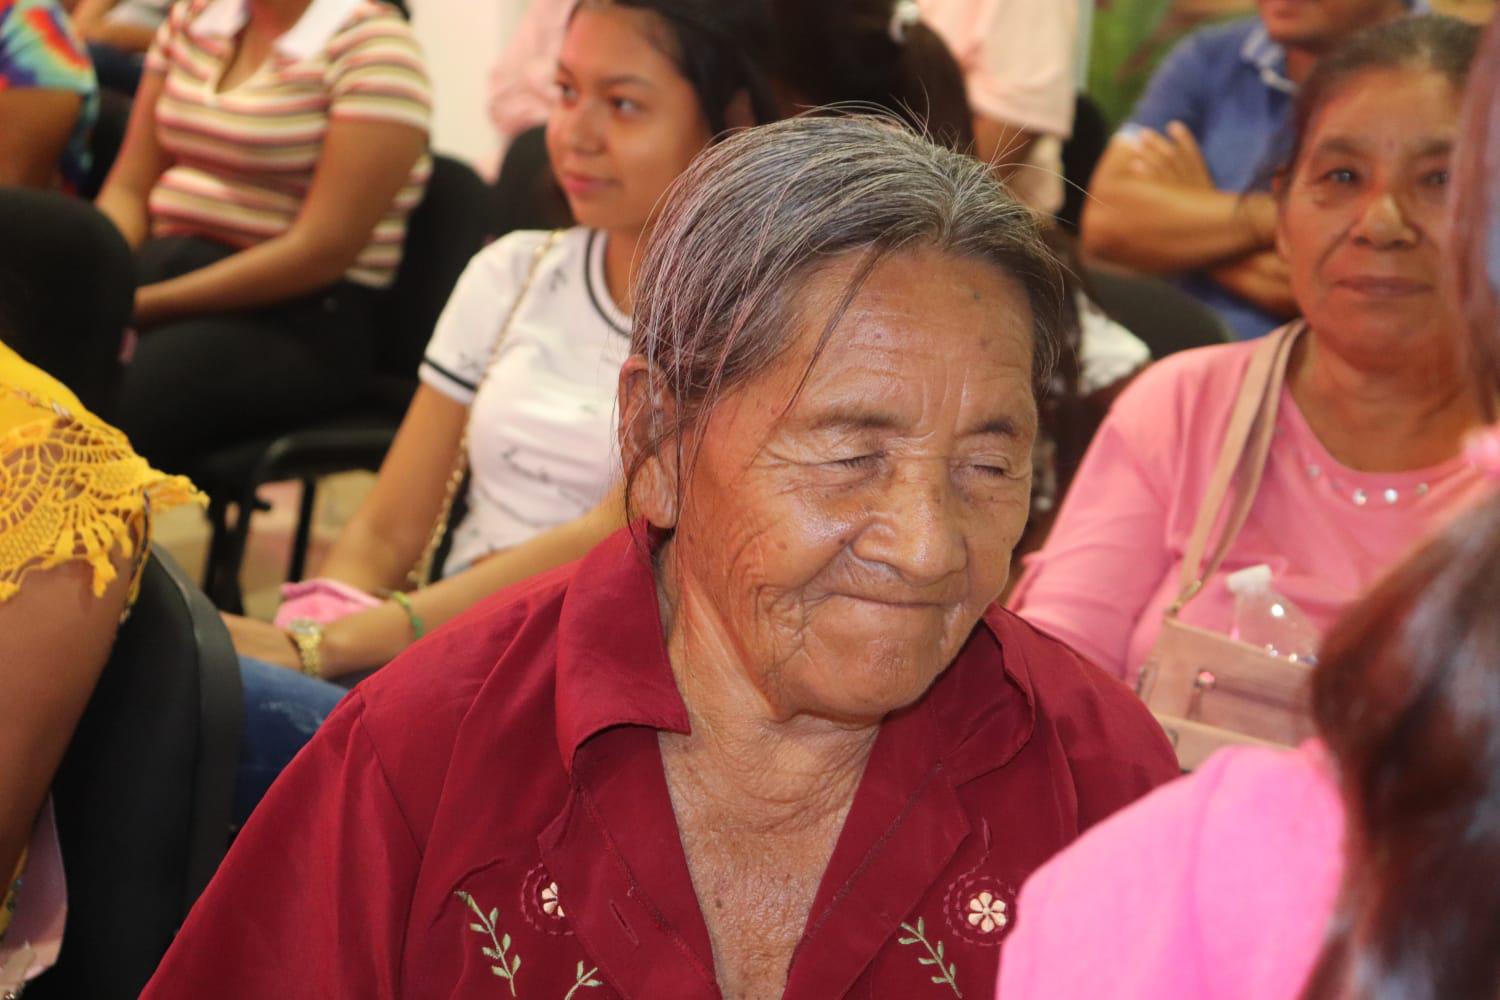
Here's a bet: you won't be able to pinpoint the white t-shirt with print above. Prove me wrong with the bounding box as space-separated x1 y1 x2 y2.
418 227 631 576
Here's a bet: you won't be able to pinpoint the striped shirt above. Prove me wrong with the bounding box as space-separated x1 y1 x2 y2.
143 0 432 288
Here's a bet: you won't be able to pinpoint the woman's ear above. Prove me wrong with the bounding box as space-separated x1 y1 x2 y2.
618 355 682 529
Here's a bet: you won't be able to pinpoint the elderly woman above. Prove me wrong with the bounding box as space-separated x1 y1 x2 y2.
1011 15 1495 685
998 15 1500 1000
140 117 1175 998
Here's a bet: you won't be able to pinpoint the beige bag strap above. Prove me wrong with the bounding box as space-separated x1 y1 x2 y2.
407 230 563 588
1170 321 1304 614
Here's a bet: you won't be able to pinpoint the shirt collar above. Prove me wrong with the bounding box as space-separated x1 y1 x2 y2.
1244 5 1431 96
1241 21 1296 96
551 524 1036 782
190 0 363 60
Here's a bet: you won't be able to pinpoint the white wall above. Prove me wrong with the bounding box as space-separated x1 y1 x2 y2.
409 0 530 176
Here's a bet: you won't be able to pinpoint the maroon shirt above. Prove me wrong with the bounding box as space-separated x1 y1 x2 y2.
144 528 1176 999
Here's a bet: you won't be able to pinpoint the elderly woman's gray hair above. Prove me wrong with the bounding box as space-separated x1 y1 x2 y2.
627 113 1070 487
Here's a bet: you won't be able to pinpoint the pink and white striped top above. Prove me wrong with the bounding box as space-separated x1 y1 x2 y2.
143 0 432 288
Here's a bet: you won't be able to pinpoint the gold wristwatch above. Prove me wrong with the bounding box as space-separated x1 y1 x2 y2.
285 618 326 679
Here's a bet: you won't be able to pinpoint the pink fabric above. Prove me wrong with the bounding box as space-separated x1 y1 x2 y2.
0 799 66 992
1010 338 1491 683
272 577 381 629
485 0 570 176
996 742 1345 999
917 0 1076 137
1465 422 1500 478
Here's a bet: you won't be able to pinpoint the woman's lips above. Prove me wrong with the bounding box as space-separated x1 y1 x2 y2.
1333 276 1432 297
559 172 613 197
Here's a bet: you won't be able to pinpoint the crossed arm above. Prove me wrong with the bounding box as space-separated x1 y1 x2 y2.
1082 122 1297 319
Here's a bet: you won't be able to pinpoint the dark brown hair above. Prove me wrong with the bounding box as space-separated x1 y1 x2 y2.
572 0 780 136
1451 15 1500 417
770 0 976 151
1271 15 1480 187
1300 16 1500 1000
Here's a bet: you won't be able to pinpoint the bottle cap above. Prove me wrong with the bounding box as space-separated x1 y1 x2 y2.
1226 563 1273 596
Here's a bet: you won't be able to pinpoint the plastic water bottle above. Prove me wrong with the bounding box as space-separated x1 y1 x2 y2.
1226 564 1320 665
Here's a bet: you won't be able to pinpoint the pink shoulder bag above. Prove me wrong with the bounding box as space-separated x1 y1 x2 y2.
1134 322 1317 770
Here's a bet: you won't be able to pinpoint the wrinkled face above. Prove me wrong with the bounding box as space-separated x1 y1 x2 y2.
1277 67 1463 361
546 5 714 233
663 248 1037 725
1256 0 1403 51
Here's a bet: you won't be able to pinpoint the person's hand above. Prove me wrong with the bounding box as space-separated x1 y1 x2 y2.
1209 249 1299 318
223 612 301 670
131 283 172 329
1128 121 1214 189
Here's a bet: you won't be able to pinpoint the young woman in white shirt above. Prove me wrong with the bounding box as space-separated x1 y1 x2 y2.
223 0 777 820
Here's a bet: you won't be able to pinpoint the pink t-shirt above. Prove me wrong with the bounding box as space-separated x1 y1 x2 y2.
1010 339 1490 683
997 742 1344 999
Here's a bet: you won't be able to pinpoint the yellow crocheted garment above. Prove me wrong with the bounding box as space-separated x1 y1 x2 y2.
0 345 202 604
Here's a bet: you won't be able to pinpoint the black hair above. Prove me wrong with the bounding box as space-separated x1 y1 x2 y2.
770 0 975 151
573 0 780 135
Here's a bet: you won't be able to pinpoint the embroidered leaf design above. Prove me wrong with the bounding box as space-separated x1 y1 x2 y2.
454 890 522 996
564 961 605 1000
898 918 963 998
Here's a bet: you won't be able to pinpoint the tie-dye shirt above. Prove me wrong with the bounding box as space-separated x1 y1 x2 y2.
0 0 97 189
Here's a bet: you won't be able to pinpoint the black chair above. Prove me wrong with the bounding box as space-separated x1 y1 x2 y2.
81 88 134 199
1057 94 1109 235
1084 265 1233 359
0 187 133 418
491 125 573 237
27 548 242 1000
192 153 492 612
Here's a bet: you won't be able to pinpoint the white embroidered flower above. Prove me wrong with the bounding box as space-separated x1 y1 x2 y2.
541 881 565 918
966 891 1007 933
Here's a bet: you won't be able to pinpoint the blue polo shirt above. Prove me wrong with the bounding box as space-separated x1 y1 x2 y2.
1123 17 1294 340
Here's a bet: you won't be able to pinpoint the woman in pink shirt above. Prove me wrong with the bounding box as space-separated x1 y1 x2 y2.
1009 16 1494 685
997 16 1500 999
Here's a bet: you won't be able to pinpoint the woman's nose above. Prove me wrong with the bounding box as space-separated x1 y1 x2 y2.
1351 191 1418 248
556 103 605 155
853 467 968 587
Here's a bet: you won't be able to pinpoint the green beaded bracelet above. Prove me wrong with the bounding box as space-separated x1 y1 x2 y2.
389 590 425 641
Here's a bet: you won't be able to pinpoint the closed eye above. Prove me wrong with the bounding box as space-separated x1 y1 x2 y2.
831 454 880 470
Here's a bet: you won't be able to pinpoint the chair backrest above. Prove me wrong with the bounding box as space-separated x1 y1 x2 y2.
1083 265 1234 359
1058 94 1109 234
81 89 134 199
0 187 133 417
491 125 574 238
373 153 494 386
28 549 243 1000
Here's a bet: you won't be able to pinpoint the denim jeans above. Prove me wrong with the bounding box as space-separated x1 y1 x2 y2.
235 658 347 826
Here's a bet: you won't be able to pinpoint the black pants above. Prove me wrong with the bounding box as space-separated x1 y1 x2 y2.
116 236 378 474
0 188 134 418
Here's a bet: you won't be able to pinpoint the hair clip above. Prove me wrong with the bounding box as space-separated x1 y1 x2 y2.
888 0 921 44
1464 423 1500 479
